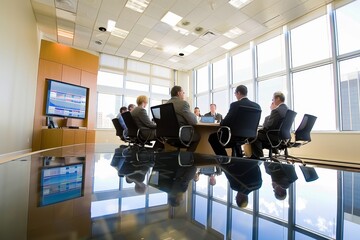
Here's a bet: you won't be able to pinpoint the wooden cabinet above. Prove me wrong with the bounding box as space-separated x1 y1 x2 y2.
41 128 87 149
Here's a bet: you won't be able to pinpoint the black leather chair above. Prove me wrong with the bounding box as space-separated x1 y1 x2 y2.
112 118 128 142
217 106 262 157
264 109 297 160
289 114 317 148
299 165 319 182
150 103 194 150
121 111 152 147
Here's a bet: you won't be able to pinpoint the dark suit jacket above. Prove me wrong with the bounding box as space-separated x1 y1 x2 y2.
265 162 298 189
167 97 197 126
262 103 288 131
131 106 157 139
204 112 223 122
221 97 261 127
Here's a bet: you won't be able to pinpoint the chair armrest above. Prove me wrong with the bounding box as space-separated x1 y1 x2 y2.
217 126 231 147
177 152 194 166
265 129 282 148
137 127 153 145
179 125 194 147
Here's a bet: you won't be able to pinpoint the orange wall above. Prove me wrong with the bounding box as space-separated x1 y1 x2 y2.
32 40 99 151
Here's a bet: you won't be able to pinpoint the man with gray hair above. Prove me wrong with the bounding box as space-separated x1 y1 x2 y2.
250 91 288 159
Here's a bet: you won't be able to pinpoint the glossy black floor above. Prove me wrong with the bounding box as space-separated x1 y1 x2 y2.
1 143 359 240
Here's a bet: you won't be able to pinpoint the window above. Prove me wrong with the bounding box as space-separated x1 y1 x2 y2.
336 0 360 55
257 34 286 76
213 90 229 118
97 93 122 129
232 49 252 83
212 57 228 89
339 57 360 130
97 71 123 88
290 15 331 67
293 65 335 130
196 66 209 94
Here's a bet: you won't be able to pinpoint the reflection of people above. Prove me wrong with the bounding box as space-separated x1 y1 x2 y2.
208 85 261 156
221 159 262 208
194 166 222 186
250 91 288 159
204 103 223 122
150 152 197 207
264 162 298 200
110 146 154 194
131 95 164 149
167 86 200 152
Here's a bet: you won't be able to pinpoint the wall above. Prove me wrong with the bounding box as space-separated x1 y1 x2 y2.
32 40 99 151
0 0 39 156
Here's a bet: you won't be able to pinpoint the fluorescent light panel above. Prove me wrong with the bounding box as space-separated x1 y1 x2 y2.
107 20 116 32
228 0 253 9
161 11 183 26
221 41 238 50
141 38 157 47
111 28 129 38
131 50 144 58
58 28 74 39
183 45 198 54
223 27 244 39
125 0 150 13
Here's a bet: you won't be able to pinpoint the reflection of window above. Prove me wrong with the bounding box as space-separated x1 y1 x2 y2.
211 201 226 236
291 15 331 67
339 57 360 131
93 153 120 191
258 219 288 239
194 195 208 227
96 93 122 128
257 34 285 76
213 57 228 89
232 49 252 83
293 65 335 130
121 196 146 211
336 0 360 55
91 199 118 218
231 209 253 239
149 192 167 207
196 66 209 94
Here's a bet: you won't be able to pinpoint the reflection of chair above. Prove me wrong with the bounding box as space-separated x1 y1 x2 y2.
122 112 152 147
217 106 262 157
150 103 194 149
299 165 319 182
265 110 297 160
112 118 128 142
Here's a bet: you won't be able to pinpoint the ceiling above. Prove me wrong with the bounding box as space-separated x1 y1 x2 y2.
30 0 333 71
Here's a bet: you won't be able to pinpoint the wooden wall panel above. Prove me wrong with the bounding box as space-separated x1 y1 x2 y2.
32 40 99 150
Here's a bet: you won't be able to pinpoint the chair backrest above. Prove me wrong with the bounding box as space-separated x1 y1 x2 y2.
121 112 139 140
295 114 317 142
278 110 297 140
228 106 262 139
112 118 125 141
150 103 181 139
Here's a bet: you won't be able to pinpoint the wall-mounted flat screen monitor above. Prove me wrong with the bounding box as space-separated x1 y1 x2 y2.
45 79 88 119
40 163 84 206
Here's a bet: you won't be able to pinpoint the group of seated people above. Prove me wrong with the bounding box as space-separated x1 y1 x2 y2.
116 84 289 158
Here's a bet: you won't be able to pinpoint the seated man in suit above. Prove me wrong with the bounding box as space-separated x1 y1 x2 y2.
167 86 200 152
208 85 261 157
131 95 164 149
250 91 288 159
204 103 223 122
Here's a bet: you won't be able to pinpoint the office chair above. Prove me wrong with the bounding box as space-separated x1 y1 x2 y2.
150 103 194 150
121 111 153 147
217 106 262 157
264 109 297 161
278 114 318 165
111 118 128 143
299 165 319 182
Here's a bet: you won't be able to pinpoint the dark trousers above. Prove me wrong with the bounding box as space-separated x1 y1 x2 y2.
250 131 278 158
208 132 243 157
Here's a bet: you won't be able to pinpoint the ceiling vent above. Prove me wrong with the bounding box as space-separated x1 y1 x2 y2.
200 31 217 41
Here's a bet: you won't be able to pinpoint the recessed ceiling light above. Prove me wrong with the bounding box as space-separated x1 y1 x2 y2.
161 11 183 26
131 50 144 58
58 28 74 39
111 28 129 38
223 27 244 39
141 38 157 47
221 41 238 50
125 0 150 13
228 0 253 9
183 45 198 54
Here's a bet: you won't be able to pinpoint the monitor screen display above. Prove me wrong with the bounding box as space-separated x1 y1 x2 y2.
45 79 88 119
40 163 84 206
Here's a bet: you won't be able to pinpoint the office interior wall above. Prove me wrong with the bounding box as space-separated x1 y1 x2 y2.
32 40 99 151
0 0 39 156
